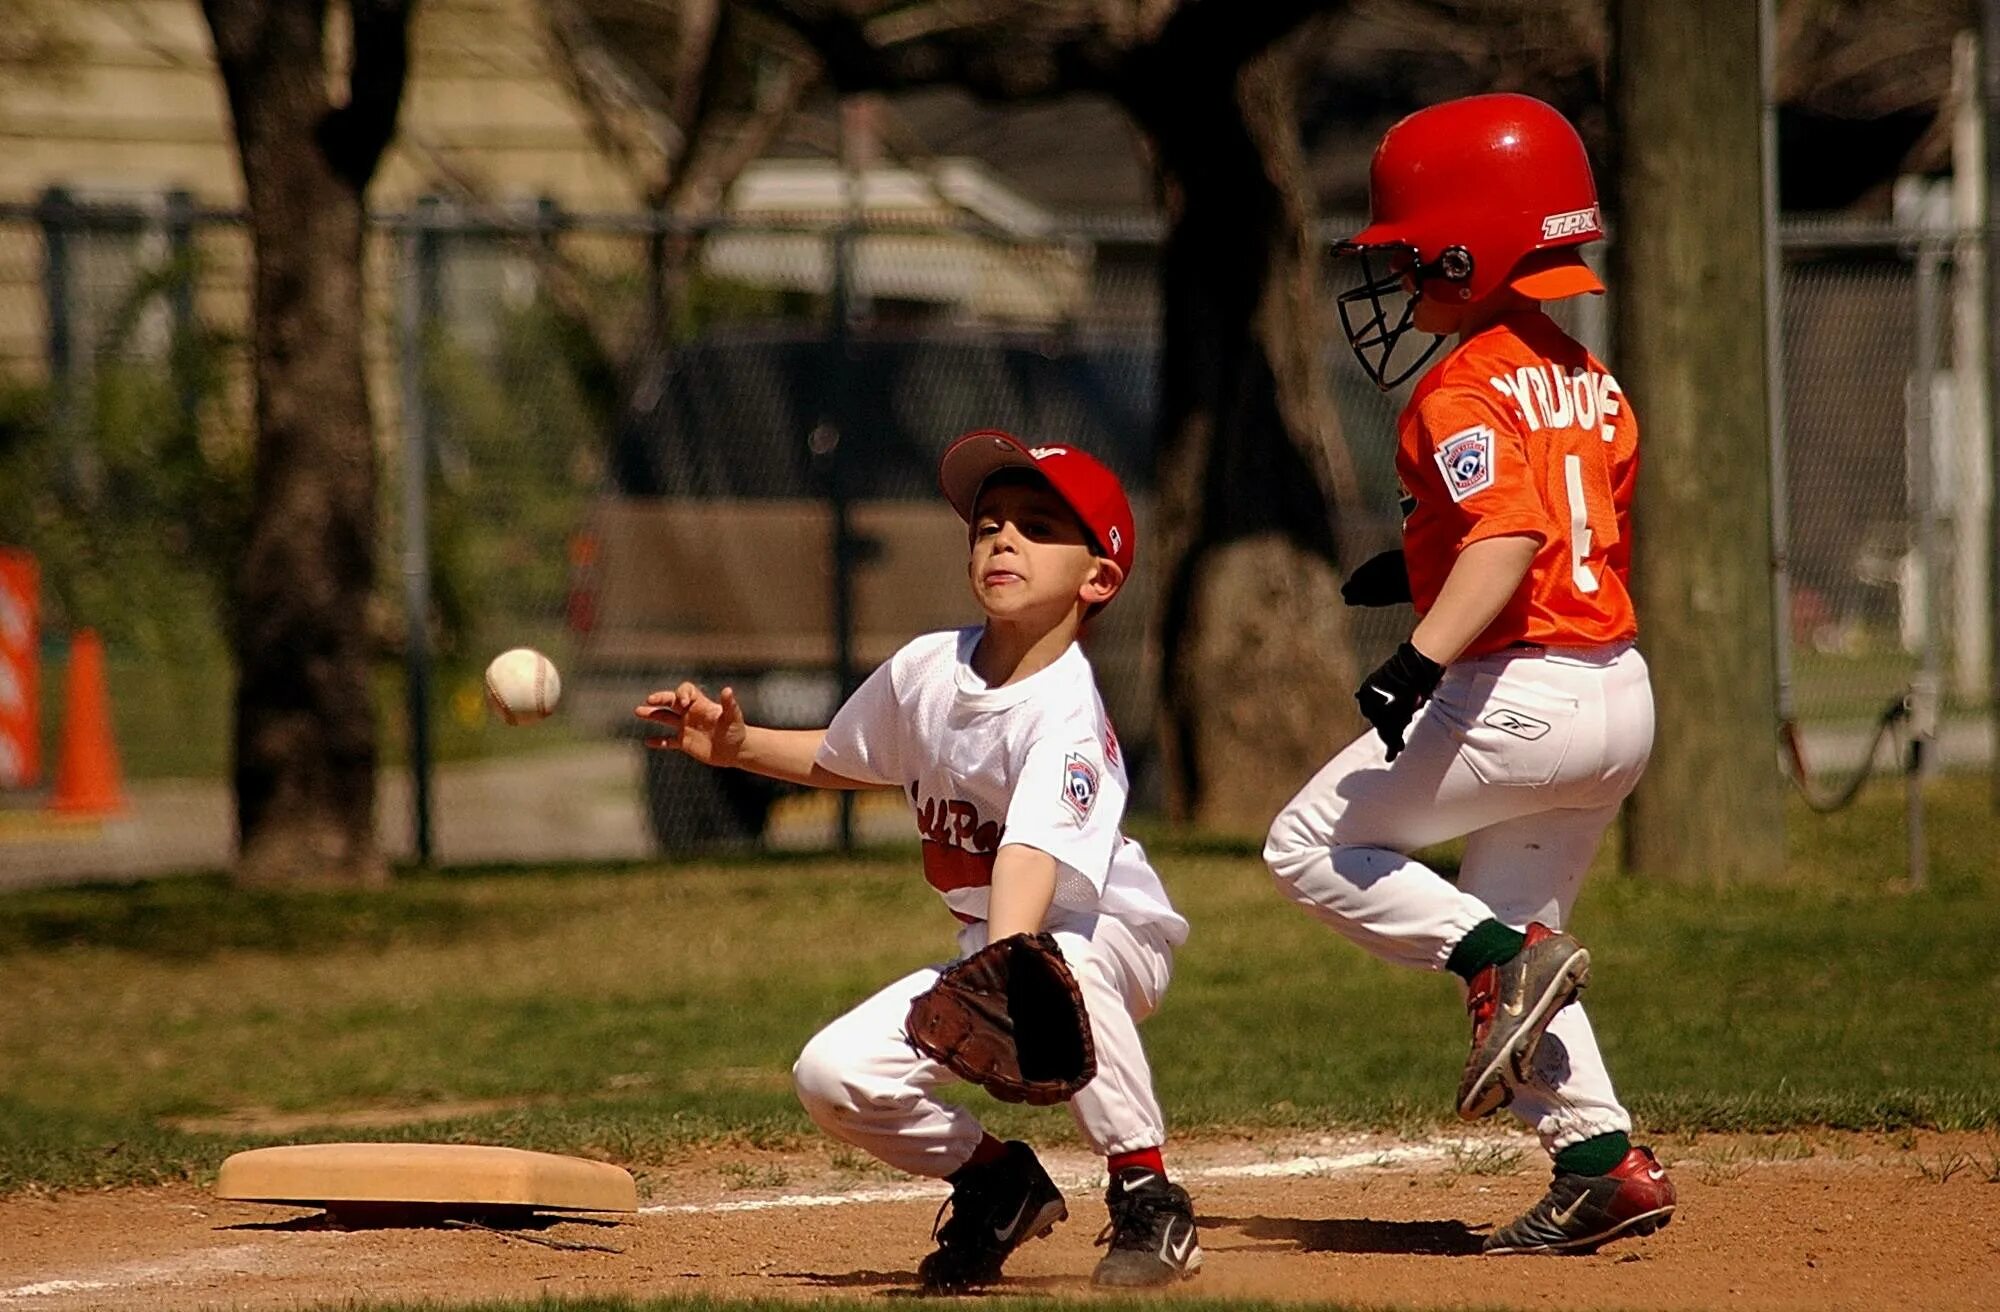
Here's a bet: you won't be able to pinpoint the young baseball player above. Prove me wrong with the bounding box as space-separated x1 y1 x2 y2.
1262 93 1676 1254
636 431 1201 1291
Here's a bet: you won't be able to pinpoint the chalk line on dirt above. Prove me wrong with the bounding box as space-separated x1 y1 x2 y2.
0 1243 270 1304
0 1282 112 1302
638 1137 1497 1216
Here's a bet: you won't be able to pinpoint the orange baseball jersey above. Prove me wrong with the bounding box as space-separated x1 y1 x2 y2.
1396 308 1639 658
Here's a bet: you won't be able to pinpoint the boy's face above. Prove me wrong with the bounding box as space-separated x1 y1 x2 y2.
967 475 1120 624
1412 294 1463 335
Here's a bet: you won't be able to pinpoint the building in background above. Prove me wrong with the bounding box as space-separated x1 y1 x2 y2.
0 0 648 380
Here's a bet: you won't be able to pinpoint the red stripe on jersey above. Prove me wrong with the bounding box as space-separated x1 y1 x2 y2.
923 840 996 895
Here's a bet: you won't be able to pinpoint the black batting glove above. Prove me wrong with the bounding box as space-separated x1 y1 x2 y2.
1341 549 1413 607
1355 641 1444 762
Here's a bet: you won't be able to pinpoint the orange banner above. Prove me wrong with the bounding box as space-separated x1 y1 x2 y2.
0 549 39 788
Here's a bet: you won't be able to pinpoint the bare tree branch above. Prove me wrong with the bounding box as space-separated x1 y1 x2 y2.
0 0 83 93
321 0 416 188
1137 0 1346 87
742 0 1123 97
539 0 684 194
663 42 820 214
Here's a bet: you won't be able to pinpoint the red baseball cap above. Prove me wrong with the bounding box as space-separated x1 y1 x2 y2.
938 430 1136 579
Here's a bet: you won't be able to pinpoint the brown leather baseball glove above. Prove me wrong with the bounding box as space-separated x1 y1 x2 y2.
905 932 1098 1106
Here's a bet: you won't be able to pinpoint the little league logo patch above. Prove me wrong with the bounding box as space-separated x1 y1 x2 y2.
1061 753 1100 822
1434 425 1496 502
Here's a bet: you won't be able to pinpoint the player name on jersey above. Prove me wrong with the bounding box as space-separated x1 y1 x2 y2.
1487 364 1624 443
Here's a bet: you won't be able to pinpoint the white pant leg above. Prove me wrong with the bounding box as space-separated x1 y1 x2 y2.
1263 694 1541 973
1051 915 1173 1157
792 964 982 1178
792 915 1176 1176
1264 644 1652 973
1458 806 1633 1153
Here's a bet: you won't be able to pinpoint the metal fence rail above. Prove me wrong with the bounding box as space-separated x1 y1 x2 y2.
0 194 1989 882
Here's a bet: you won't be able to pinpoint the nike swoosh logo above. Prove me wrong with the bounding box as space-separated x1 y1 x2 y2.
1552 1192 1591 1227
1371 687 1396 703
1160 1219 1197 1267
993 1196 1031 1242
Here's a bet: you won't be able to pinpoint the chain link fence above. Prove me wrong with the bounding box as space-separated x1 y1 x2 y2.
0 192 1989 880
1776 208 1992 794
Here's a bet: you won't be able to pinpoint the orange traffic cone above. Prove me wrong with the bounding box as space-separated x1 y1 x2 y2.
51 628 125 816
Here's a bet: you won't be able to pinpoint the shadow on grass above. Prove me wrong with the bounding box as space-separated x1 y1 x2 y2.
779 1270 921 1292
1205 1213 1486 1256
0 847 939 960
0 873 520 959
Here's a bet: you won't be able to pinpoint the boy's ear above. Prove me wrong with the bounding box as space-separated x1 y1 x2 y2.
1080 556 1124 607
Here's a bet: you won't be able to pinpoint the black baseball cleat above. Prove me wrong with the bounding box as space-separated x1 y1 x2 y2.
1457 921 1591 1120
917 1141 1067 1293
1483 1146 1677 1255
1091 1167 1204 1287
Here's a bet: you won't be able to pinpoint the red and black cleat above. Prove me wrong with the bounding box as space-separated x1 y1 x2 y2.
1457 921 1591 1120
1483 1146 1677 1255
917 1141 1067 1293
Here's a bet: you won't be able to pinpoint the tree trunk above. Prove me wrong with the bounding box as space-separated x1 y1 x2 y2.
1612 0 1786 880
1134 27 1362 832
204 0 411 887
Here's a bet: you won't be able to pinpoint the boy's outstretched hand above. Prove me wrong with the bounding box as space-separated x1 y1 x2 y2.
637 683 746 766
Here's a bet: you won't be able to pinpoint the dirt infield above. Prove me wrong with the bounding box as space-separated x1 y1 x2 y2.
2 1131 1996 1311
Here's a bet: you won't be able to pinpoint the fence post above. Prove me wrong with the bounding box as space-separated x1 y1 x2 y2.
165 189 199 433
1949 35 1993 712
400 197 442 866
535 195 562 257
827 220 858 853
1907 234 1945 888
646 202 668 343
1985 0 2000 815
1761 0 1797 732
37 186 72 392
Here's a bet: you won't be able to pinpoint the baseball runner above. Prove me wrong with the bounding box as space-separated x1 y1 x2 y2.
1262 94 1677 1254
637 431 1202 1291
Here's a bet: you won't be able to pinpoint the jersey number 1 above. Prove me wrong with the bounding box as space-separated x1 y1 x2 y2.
1563 453 1601 595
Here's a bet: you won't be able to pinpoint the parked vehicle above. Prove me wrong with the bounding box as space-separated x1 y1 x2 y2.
565 328 1159 852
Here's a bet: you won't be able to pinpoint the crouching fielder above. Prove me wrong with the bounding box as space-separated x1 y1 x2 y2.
641 432 1200 1292
1265 93 1675 1256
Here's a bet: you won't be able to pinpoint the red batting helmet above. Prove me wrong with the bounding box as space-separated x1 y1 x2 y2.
1336 93 1606 389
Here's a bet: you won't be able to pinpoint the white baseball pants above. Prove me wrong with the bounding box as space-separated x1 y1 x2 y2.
792 913 1174 1177
1264 642 1654 1153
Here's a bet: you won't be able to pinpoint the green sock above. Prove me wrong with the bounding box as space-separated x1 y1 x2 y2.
1446 919 1526 982
1554 1132 1631 1177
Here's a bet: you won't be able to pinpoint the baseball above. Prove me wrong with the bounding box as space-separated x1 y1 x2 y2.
484 647 561 725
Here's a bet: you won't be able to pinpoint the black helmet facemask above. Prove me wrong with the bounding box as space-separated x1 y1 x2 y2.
1334 243 1474 391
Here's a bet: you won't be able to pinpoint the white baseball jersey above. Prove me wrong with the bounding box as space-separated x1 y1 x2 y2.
815 628 1188 945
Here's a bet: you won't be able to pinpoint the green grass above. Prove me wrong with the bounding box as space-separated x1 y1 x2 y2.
1789 643 1991 720
0 774 1993 1195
